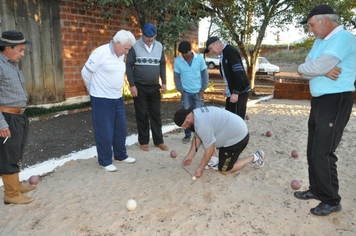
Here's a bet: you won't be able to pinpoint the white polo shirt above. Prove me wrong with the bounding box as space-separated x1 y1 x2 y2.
82 41 125 99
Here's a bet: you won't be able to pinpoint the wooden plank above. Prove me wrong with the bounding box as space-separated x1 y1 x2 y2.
27 0 46 104
39 0 56 103
0 1 2 31
48 0 65 102
1 0 16 30
13 0 33 103
1 0 65 105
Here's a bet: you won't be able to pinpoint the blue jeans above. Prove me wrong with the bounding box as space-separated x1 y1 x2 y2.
181 92 204 136
91 96 128 167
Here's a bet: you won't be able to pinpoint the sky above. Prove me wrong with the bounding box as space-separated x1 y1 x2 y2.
198 18 308 47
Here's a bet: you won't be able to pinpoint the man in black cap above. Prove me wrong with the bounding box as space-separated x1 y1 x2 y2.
0 30 35 204
173 41 209 144
126 23 169 152
174 106 265 178
295 4 356 216
204 37 250 119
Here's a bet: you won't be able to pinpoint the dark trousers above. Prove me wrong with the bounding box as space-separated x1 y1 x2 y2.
134 83 163 145
218 133 249 172
225 92 249 120
91 96 128 167
0 113 29 174
307 92 354 206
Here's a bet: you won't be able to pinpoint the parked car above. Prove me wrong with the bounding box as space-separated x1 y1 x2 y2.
205 56 220 69
242 57 280 75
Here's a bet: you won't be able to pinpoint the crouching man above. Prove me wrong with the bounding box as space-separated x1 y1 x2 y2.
174 106 265 178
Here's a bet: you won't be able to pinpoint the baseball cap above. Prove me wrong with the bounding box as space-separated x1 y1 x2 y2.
204 36 219 53
300 4 335 24
174 106 194 127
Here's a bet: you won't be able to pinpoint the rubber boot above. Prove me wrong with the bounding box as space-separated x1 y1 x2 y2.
2 173 35 205
15 173 36 193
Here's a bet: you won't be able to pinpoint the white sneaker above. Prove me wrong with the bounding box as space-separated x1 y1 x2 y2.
104 164 117 172
205 156 219 170
116 157 136 164
253 150 265 168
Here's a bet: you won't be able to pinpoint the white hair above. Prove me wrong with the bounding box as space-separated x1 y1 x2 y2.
315 14 339 24
113 30 136 46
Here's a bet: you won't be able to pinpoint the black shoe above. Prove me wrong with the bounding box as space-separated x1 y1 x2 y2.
294 190 320 200
182 135 191 144
310 202 342 216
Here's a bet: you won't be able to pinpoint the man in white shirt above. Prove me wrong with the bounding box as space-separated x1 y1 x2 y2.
81 30 137 172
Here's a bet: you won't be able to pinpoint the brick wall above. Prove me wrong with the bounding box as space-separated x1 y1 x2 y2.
274 82 356 103
59 0 199 99
274 82 312 100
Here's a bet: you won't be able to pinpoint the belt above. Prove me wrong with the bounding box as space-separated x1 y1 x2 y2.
0 106 26 115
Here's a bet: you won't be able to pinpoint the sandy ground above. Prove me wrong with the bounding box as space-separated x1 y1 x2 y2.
0 99 355 236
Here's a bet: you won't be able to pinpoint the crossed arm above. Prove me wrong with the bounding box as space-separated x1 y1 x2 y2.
298 54 341 80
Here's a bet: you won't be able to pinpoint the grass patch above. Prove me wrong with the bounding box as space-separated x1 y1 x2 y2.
25 101 93 118
263 48 309 64
166 88 178 94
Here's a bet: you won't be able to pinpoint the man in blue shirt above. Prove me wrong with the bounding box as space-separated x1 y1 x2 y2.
174 41 208 144
295 4 356 216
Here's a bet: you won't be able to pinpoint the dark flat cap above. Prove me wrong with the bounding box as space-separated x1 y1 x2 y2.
300 4 335 24
174 106 194 127
142 23 157 37
178 41 191 53
204 36 219 54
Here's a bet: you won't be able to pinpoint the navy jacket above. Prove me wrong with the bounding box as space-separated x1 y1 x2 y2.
219 45 250 94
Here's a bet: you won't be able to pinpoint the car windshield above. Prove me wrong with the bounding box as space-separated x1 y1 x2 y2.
258 57 270 64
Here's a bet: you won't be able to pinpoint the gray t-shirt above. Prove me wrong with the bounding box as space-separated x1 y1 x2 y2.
194 106 248 148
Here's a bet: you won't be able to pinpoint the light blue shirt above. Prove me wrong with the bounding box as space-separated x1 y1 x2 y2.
308 26 356 97
173 52 207 93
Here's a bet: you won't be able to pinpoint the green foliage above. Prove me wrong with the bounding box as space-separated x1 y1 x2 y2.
208 81 214 89
293 37 315 50
84 0 209 49
293 0 356 30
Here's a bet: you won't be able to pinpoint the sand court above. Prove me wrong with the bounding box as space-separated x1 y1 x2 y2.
0 99 355 235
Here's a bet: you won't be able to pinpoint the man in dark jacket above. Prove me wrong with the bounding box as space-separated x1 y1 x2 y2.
204 37 250 119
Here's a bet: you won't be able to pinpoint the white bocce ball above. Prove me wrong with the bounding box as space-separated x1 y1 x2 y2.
192 176 196 181
126 199 137 211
